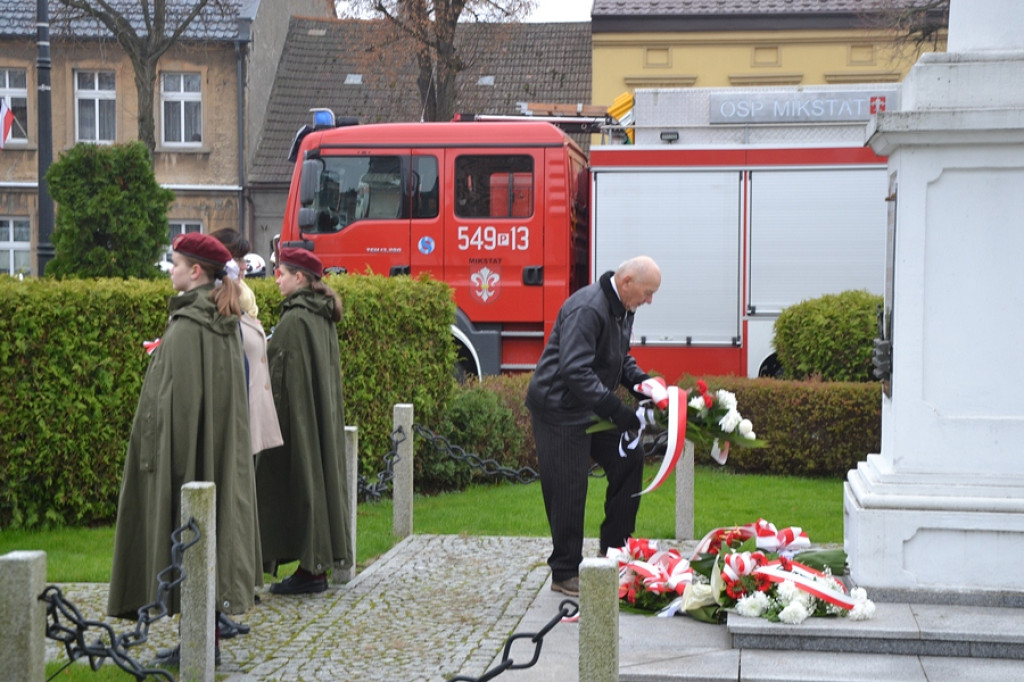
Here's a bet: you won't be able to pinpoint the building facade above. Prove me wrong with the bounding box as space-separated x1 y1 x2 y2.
0 0 333 275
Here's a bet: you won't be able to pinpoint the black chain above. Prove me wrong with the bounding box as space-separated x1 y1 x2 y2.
358 425 404 501
447 599 579 682
413 423 540 484
357 420 669 496
40 518 201 682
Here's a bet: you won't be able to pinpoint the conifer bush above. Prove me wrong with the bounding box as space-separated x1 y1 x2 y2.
45 142 174 279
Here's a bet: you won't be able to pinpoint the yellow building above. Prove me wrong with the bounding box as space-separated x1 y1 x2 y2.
590 0 947 110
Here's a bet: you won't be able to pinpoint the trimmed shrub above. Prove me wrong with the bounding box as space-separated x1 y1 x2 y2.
45 142 174 279
773 289 882 382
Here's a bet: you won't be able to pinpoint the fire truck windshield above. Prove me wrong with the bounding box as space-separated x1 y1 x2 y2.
300 155 439 231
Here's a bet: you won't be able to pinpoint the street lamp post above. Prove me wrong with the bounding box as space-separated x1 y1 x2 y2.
36 0 55 276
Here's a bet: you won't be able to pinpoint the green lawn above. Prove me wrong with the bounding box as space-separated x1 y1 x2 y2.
1 465 844 583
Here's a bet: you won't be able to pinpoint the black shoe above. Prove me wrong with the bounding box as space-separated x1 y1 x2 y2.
551 576 580 598
268 570 328 595
153 644 221 667
217 612 250 639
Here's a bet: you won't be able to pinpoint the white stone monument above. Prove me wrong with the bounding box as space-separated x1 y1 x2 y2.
846 0 1024 603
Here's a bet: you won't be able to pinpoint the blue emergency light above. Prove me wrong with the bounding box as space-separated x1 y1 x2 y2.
311 108 336 128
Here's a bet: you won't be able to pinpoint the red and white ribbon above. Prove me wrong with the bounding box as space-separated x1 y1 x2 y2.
721 551 766 582
710 439 729 465
693 519 811 556
636 376 670 409
143 338 162 355
633 384 687 495
755 560 855 610
752 518 811 554
610 539 693 602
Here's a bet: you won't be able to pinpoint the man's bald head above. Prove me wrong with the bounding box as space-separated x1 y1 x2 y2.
614 256 661 311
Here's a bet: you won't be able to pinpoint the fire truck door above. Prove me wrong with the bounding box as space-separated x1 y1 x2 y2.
409 153 444 278
446 151 544 322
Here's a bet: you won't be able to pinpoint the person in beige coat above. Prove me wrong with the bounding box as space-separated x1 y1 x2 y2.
211 228 284 458
211 229 283 637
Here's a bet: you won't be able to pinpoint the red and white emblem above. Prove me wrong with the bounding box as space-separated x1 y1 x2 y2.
869 96 886 114
470 265 501 303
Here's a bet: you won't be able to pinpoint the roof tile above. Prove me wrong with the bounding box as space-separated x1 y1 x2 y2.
250 18 593 185
0 0 245 41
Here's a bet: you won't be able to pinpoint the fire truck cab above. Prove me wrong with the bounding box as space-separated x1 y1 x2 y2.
280 111 590 377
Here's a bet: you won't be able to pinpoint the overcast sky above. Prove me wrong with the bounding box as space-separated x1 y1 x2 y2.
524 0 593 22
335 1 593 23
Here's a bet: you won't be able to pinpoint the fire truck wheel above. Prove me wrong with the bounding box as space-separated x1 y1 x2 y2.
454 347 480 385
758 354 785 379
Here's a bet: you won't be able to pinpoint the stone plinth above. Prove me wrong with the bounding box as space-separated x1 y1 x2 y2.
847 0 1024 601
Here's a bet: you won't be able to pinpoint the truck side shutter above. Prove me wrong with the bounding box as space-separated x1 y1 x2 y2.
592 169 741 345
748 167 887 314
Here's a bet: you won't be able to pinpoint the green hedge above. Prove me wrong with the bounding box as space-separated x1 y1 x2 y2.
693 376 882 477
441 374 881 480
0 273 455 529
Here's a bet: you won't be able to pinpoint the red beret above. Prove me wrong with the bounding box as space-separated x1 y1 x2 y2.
173 233 232 266
279 247 323 279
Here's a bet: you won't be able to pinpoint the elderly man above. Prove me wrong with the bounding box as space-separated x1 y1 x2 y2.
525 256 662 597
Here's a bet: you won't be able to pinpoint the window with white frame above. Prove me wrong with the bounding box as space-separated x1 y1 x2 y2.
161 72 202 145
0 68 29 143
170 221 202 242
159 221 202 272
0 217 32 276
75 70 116 143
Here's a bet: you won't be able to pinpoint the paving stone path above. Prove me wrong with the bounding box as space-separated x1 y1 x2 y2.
46 535 556 681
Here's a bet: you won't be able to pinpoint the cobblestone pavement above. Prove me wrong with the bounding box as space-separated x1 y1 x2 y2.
46 534 560 681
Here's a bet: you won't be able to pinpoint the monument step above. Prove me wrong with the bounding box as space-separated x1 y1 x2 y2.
728 602 1024 660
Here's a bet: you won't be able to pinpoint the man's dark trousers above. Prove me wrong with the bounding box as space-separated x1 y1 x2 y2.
532 415 645 583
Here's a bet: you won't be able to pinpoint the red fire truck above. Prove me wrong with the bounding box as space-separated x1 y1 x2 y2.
280 83 895 381
279 111 591 377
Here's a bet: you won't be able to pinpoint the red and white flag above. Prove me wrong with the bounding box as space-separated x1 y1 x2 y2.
0 99 14 149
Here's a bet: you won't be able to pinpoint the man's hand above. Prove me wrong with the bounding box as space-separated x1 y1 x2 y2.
595 392 641 432
610 401 641 432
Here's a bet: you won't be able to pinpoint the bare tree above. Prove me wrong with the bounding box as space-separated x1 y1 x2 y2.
861 1 949 56
337 0 535 122
52 0 237 158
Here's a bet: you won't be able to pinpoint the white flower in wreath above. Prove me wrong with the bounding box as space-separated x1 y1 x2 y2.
735 590 770 618
778 600 811 625
716 389 738 411
848 587 876 621
688 395 706 412
776 580 814 610
718 409 742 433
738 418 755 438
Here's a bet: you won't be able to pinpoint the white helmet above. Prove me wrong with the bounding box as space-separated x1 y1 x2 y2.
244 253 267 278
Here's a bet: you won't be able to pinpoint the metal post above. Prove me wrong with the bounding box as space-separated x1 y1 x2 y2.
35 0 55 275
234 18 251 236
